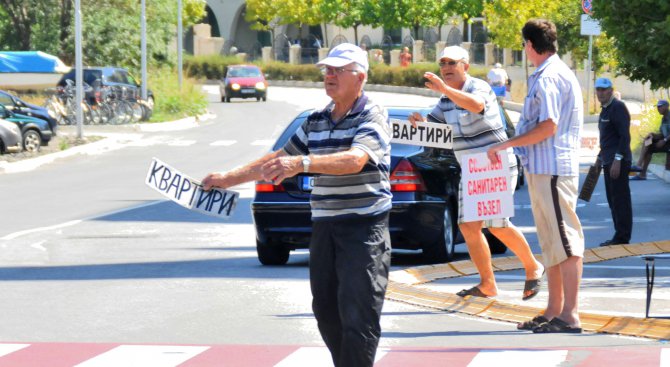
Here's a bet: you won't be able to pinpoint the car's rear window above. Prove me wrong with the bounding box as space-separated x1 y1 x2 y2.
61 70 103 86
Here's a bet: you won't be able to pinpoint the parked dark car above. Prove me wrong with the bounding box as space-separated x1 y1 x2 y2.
57 66 154 109
251 105 520 266
0 90 57 135
0 104 52 152
0 118 22 154
219 65 268 102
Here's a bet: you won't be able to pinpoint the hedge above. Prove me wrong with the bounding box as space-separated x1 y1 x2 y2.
184 55 488 87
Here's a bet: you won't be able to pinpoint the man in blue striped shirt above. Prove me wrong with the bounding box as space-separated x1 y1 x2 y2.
202 43 391 367
488 19 585 334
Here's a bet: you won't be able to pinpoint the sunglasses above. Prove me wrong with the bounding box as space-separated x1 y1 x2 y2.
320 66 359 76
438 60 462 67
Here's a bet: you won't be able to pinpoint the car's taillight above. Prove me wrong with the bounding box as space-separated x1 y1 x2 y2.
390 159 426 192
255 181 285 192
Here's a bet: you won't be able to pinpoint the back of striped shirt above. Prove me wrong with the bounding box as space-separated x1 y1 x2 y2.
515 54 583 176
282 94 392 220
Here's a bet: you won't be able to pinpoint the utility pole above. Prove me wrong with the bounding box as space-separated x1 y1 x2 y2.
141 0 148 101
177 0 183 90
74 0 83 138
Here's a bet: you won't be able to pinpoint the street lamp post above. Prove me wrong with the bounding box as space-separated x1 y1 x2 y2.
177 0 183 90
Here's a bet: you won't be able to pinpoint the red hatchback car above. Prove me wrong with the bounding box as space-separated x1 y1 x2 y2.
219 65 268 102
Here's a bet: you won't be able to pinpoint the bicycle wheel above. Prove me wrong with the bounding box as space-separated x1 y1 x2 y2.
113 101 133 124
129 102 143 123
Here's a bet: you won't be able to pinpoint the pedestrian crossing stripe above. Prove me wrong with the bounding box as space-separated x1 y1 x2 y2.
74 345 210 367
0 344 29 358
0 343 667 367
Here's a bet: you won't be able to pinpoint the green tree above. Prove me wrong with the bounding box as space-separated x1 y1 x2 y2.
482 0 560 50
321 0 381 44
0 0 206 71
591 0 670 89
373 0 444 41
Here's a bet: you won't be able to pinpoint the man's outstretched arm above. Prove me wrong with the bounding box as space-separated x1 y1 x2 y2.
201 150 286 190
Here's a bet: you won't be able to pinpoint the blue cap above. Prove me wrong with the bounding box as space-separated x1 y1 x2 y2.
594 77 612 88
657 100 669 107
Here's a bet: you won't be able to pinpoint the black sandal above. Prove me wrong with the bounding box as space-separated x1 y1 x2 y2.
456 286 490 298
532 318 583 334
517 315 549 330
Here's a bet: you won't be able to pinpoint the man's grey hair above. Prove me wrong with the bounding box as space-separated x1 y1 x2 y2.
351 62 368 87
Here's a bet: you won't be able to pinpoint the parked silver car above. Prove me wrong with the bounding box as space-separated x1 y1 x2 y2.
0 119 22 154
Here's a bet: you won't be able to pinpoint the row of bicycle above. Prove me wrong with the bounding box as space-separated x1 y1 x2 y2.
44 80 153 126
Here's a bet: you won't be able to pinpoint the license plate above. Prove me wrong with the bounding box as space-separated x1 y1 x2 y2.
301 176 314 191
241 89 255 94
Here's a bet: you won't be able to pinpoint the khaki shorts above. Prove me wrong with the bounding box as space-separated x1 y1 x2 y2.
527 174 584 267
458 165 518 228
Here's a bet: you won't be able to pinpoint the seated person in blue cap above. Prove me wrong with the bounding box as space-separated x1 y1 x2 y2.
631 99 670 180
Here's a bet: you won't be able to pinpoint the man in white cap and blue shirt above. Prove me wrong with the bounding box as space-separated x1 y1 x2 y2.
594 77 632 246
201 43 391 367
408 46 544 302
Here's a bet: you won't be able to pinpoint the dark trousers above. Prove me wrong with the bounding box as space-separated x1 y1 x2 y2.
310 212 391 367
603 161 633 243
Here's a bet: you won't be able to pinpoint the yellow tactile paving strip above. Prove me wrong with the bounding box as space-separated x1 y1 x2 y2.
386 240 670 340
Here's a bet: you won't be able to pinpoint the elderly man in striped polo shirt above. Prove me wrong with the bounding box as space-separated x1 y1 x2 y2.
488 19 585 334
202 43 392 367
408 46 544 302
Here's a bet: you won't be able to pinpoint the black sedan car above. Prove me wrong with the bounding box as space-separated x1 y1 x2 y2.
252 106 519 265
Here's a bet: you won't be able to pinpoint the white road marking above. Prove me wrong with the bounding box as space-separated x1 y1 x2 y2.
1 220 82 241
251 139 275 146
1 201 162 240
166 139 197 146
74 345 209 367
29 240 47 252
467 349 567 367
274 347 388 367
210 140 237 146
661 348 670 367
0 343 29 357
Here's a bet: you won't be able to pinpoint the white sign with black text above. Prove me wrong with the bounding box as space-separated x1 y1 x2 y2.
145 157 239 219
460 152 514 222
390 119 453 149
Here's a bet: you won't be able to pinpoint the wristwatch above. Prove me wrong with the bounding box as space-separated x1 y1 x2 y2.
302 155 311 173
614 154 623 161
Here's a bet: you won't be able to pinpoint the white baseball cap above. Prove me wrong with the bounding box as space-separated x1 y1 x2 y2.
317 43 369 72
439 46 470 63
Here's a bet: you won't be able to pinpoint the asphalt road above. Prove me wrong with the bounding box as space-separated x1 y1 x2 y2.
0 86 668 365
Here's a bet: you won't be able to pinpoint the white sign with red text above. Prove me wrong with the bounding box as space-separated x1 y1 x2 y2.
461 152 514 222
